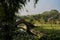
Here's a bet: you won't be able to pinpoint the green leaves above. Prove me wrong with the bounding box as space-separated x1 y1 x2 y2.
0 0 39 40
0 0 38 13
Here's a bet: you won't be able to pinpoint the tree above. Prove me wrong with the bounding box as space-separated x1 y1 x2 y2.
0 0 38 40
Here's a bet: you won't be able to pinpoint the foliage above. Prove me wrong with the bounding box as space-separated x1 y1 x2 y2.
0 0 38 40
20 10 60 24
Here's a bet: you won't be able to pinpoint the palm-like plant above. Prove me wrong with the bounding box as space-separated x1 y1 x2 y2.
0 0 38 40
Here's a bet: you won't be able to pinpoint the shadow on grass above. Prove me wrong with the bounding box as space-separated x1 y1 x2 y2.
34 26 60 40
39 29 60 40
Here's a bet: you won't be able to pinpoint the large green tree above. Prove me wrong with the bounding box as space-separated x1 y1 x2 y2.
0 0 38 40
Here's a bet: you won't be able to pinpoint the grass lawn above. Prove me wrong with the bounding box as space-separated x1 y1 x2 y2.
34 24 60 40
35 24 60 30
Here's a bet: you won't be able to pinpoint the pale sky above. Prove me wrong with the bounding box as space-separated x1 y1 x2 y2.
18 0 60 16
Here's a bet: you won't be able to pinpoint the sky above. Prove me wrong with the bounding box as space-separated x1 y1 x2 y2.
18 0 60 16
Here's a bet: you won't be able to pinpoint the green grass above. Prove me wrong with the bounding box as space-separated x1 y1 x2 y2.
15 24 60 40
42 24 60 30
35 24 60 30
34 24 60 40
34 24 60 33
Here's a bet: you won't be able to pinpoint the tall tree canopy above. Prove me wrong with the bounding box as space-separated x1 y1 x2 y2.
0 0 38 40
